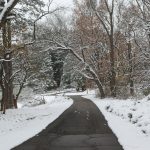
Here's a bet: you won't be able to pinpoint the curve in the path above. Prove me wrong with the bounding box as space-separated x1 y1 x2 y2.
12 95 123 150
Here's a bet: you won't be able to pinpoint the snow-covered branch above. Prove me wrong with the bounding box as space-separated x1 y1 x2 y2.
33 7 64 40
0 0 19 28
41 41 103 85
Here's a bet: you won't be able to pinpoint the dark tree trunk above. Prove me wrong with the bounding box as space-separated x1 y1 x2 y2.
2 20 13 109
130 80 134 96
0 83 5 112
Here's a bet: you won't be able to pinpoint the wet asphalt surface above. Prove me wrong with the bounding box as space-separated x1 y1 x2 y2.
12 96 123 150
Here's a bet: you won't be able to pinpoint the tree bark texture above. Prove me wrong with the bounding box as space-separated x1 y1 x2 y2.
86 67 105 98
2 20 13 110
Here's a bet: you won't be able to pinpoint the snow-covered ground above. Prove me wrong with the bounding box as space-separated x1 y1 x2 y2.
84 94 150 150
0 94 73 150
1 88 150 150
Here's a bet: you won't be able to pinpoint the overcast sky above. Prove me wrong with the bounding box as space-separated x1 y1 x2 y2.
44 0 74 9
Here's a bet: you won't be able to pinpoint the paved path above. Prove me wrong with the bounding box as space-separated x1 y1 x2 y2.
12 96 123 150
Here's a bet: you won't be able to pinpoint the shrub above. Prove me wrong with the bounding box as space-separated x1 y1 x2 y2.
143 87 150 96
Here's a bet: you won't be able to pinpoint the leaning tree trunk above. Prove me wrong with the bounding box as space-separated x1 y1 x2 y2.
86 67 105 99
95 79 105 99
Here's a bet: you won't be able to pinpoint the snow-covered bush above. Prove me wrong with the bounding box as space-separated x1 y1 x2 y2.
105 95 150 136
22 95 46 107
143 87 150 96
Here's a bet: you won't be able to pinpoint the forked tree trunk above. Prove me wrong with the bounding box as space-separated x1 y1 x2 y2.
15 73 28 108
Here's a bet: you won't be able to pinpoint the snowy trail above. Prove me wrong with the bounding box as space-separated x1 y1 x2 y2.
1 89 149 150
12 95 123 150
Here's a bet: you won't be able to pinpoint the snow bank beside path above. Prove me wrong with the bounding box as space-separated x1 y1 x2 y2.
0 95 73 150
84 95 150 150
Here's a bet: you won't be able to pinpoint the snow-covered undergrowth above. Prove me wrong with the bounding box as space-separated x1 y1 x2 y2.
18 95 46 108
0 95 73 150
57 88 96 96
84 94 150 150
105 96 150 136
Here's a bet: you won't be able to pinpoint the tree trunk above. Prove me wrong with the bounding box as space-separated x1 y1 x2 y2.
95 79 105 99
2 20 13 109
109 36 116 97
109 13 116 97
129 80 134 96
86 67 105 98
128 42 134 96
0 83 5 112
